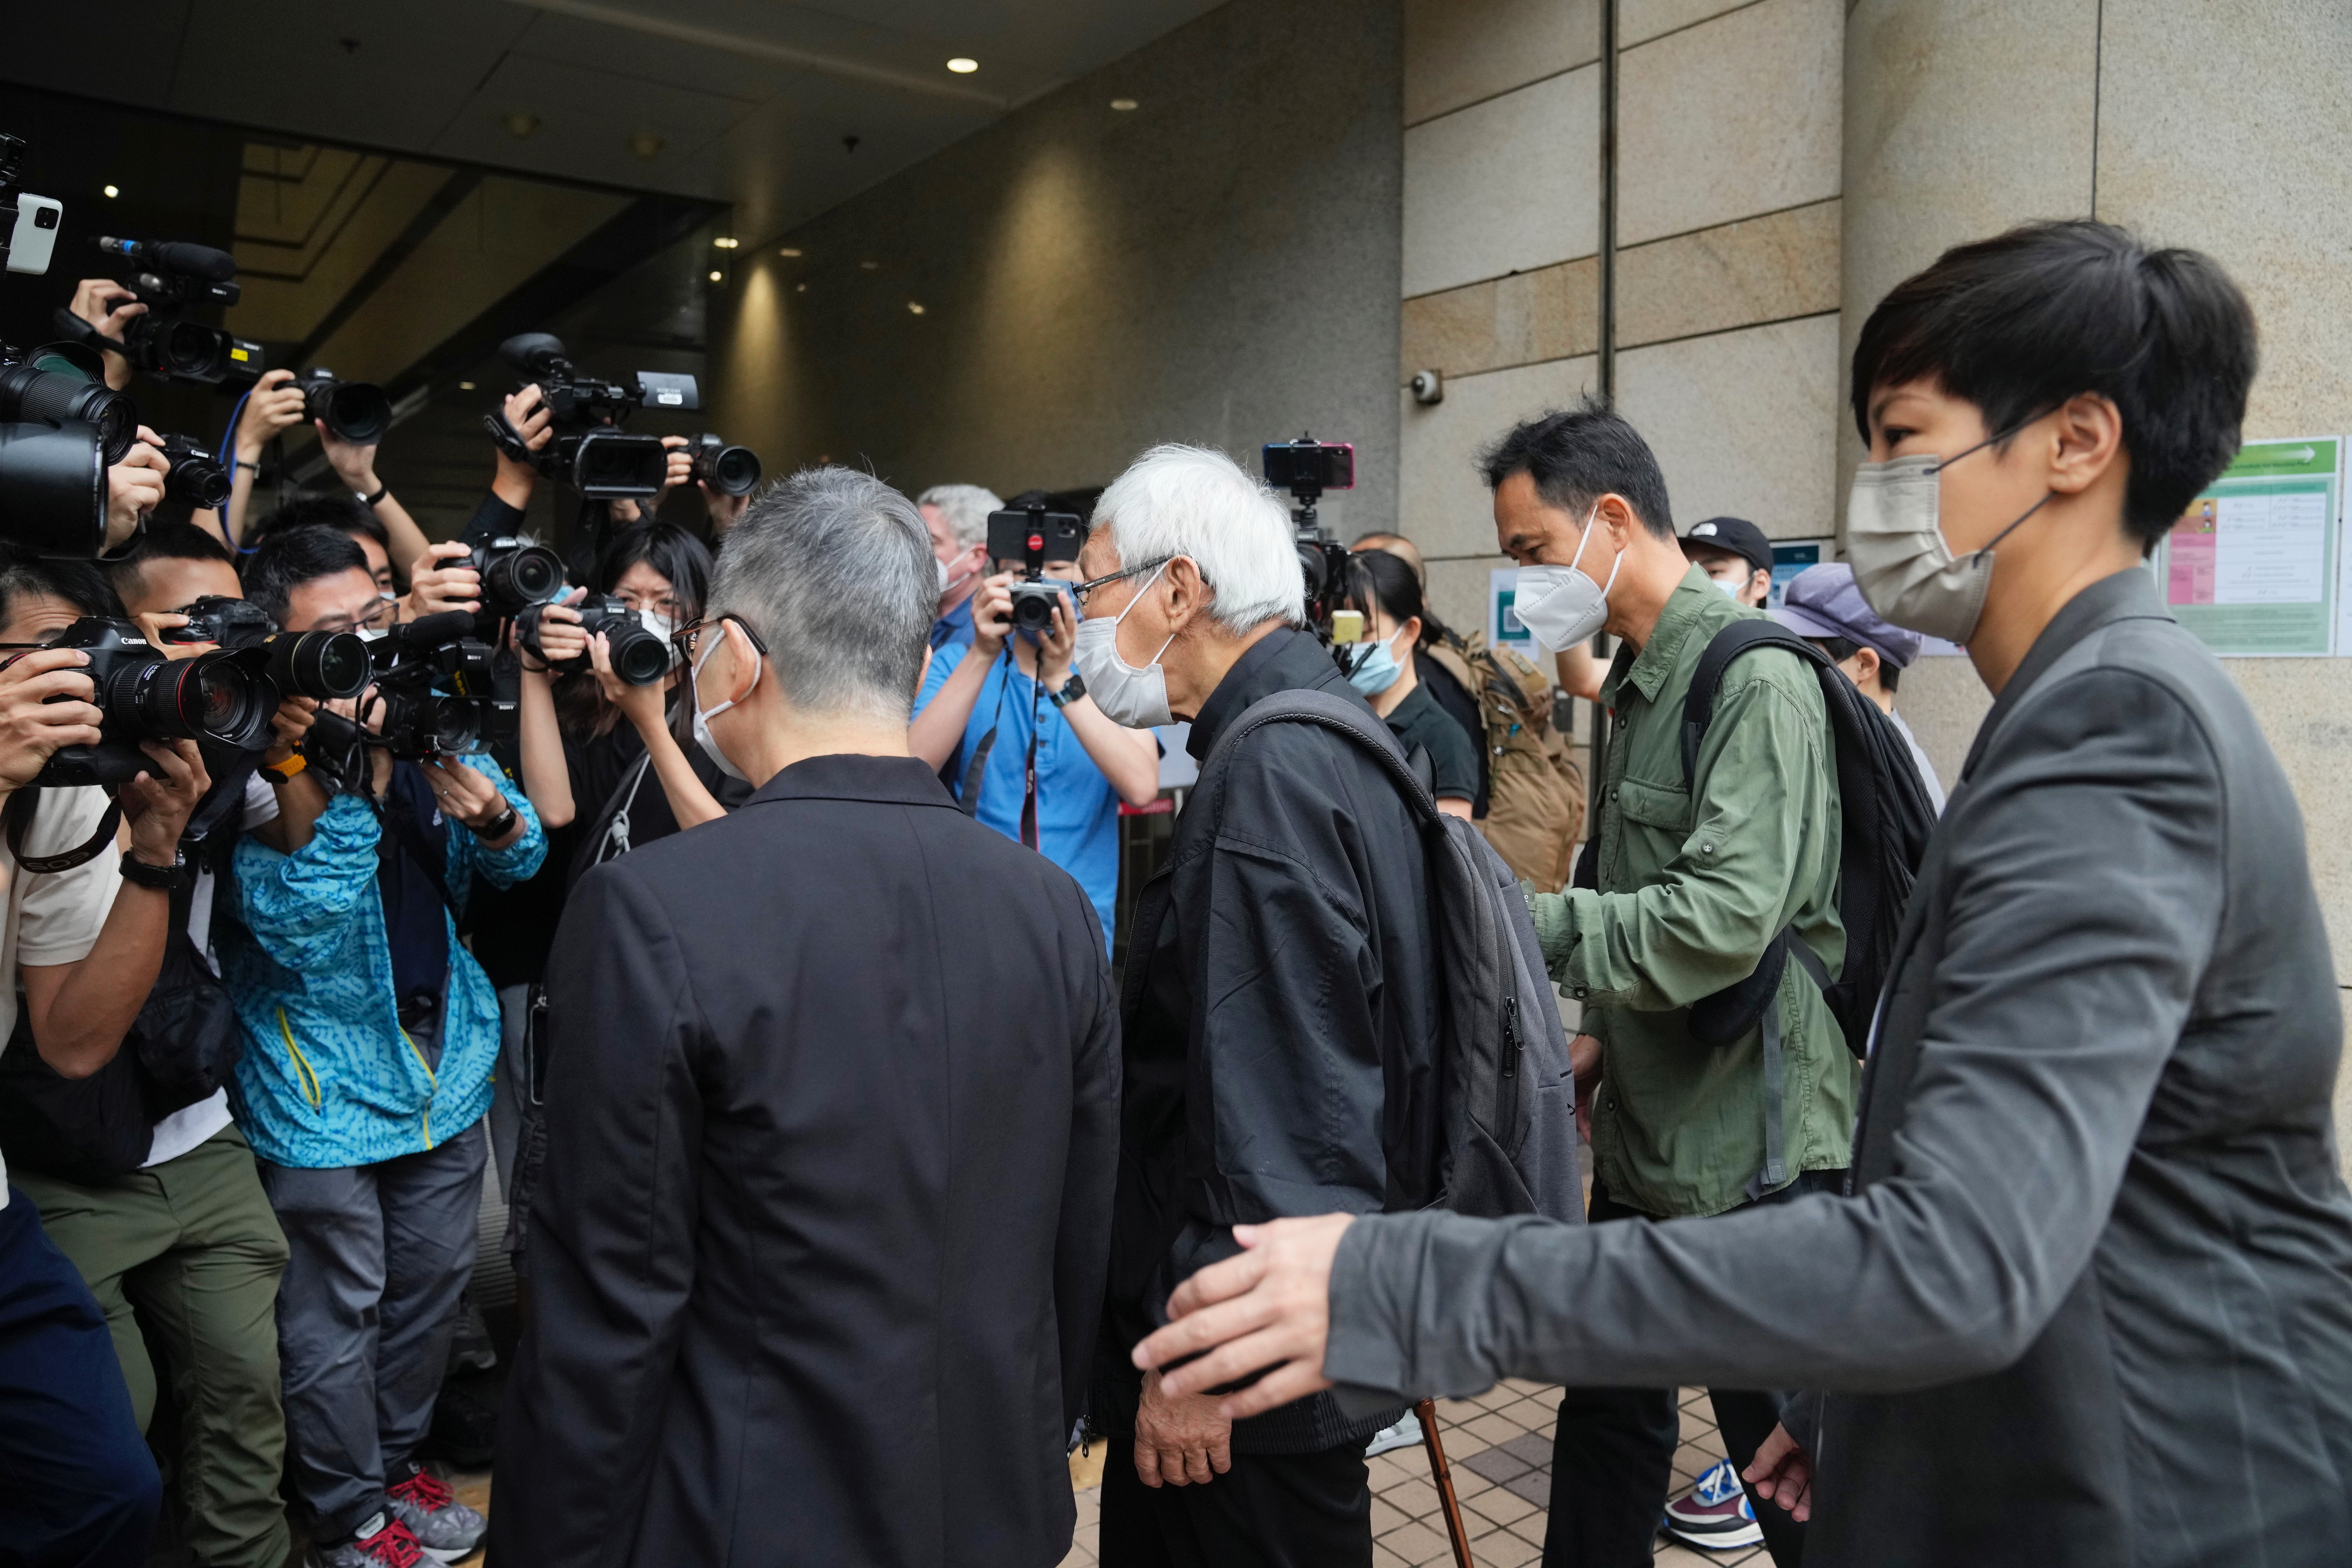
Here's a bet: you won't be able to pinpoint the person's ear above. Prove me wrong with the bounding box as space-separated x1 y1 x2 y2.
1851 645 1881 687
2045 391 2126 497
1161 556 1207 634
915 643 934 699
1399 614 1422 647
1594 494 1639 551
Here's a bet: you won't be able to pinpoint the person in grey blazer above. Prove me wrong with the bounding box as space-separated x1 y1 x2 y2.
1124 221 2352 1568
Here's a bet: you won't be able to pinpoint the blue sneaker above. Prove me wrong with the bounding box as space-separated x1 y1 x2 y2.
1663 1459 1764 1550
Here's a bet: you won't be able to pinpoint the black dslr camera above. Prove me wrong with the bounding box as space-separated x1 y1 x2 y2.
986 503 1084 635
292 369 391 445
687 432 760 495
468 536 566 618
157 434 230 510
10 618 277 787
76 238 261 387
1263 435 1355 636
363 611 517 759
158 596 371 701
485 333 698 500
0 341 137 555
514 595 672 686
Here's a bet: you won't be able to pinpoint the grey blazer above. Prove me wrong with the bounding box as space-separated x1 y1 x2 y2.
1326 569 2352 1567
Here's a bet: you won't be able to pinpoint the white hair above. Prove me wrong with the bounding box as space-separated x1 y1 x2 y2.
915 483 1003 549
1091 444 1303 635
710 467 935 723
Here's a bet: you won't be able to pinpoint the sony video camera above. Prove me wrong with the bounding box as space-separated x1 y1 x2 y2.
292 369 392 445
1263 435 1356 636
12 618 278 787
687 432 760 496
158 596 371 701
78 237 262 387
987 501 1084 635
514 593 674 686
486 332 698 500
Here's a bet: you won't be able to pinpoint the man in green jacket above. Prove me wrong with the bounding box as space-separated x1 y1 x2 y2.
1484 401 1846 1567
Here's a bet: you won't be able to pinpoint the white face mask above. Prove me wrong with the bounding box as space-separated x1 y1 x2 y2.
689 619 758 782
1710 575 1745 601
1071 560 1177 729
1847 433 2054 645
1512 505 1621 652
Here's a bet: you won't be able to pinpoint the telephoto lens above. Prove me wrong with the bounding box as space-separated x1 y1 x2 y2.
687 433 761 495
258 629 370 700
0 419 108 555
0 344 136 461
295 370 391 444
468 536 566 616
33 618 278 786
158 434 231 509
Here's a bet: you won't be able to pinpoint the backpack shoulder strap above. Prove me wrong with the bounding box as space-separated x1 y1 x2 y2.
1196 689 1442 829
1679 618 1832 791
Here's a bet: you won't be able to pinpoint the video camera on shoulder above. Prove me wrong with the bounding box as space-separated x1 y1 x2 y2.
987 501 1084 635
4 618 278 787
68 237 262 388
485 332 699 500
1263 434 1355 636
158 596 370 701
514 593 673 686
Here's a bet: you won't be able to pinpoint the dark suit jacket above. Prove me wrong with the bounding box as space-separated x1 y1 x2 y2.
1325 569 2352 1566
492 754 1120 1568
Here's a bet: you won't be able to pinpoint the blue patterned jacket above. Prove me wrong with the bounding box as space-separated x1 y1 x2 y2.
221 756 546 1168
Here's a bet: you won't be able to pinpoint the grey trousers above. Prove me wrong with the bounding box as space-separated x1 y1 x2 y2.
256 1118 487 1541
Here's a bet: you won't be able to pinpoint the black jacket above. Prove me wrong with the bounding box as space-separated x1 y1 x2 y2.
1325 570 2352 1565
1096 628 1441 1454
492 754 1120 1568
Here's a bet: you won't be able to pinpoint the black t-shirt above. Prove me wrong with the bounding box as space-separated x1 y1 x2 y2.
561 703 750 883
1414 648 1491 816
1385 683 1479 803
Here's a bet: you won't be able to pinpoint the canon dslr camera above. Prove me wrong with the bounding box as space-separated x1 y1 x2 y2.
160 596 371 701
514 595 673 686
10 619 277 787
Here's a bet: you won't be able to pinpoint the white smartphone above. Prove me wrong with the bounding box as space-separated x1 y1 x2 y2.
6 193 60 274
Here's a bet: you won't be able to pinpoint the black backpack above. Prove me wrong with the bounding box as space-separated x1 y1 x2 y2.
1677 620 1937 1057
1190 690 1583 1223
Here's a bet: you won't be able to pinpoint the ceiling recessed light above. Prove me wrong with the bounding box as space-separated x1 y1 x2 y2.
859 260 879 272
795 283 807 292
503 110 540 140
458 380 476 390
102 183 120 198
1110 99 1138 112
630 130 664 160
906 301 926 315
946 57 978 74
708 270 723 282
778 246 802 258
713 236 739 249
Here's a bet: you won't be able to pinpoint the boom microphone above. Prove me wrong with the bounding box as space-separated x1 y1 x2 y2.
94 236 237 283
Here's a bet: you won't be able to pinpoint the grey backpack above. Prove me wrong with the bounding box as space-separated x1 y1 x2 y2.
1193 690 1582 1224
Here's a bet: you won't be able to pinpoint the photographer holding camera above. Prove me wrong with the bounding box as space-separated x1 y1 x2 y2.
0 550 216 1568
218 526 546 1567
908 496 1160 950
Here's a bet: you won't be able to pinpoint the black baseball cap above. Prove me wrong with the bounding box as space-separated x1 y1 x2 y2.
1680 516 1773 577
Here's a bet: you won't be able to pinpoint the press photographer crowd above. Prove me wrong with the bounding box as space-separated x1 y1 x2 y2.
0 121 2347 1568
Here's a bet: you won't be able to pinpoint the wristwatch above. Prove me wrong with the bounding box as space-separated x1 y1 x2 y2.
476 806 518 841
119 847 190 892
355 485 388 508
263 751 307 782
1045 671 1087 709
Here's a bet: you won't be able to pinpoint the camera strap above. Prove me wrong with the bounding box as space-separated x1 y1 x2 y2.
2 787 122 874
954 647 1043 850
482 407 535 465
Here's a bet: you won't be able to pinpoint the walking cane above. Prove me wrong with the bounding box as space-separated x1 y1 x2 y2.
1416 1398 1475 1568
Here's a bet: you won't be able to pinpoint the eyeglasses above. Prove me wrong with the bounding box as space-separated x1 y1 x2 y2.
674 614 770 662
308 596 397 635
1071 556 1192 608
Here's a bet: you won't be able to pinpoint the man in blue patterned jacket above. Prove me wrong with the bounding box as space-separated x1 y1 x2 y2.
220 526 546 1568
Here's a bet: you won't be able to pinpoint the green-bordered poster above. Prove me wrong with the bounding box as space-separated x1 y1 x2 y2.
2155 437 2341 656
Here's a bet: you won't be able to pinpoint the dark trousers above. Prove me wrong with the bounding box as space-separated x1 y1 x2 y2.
1543 1171 1839 1568
0 1188 161 1567
1099 1441 1374 1568
258 1118 487 1541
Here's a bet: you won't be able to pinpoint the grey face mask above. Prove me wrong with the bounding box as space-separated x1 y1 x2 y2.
1846 431 2055 645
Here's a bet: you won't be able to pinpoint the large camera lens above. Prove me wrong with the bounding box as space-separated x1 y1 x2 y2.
157 318 232 382
0 348 135 461
473 538 565 612
160 436 231 509
303 375 391 444
260 629 370 700
602 620 673 686
0 419 108 554
119 648 272 747
427 698 485 754
690 437 761 496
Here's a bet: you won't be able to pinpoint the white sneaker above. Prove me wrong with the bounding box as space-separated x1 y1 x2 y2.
381 1462 486 1564
306 1511 426 1567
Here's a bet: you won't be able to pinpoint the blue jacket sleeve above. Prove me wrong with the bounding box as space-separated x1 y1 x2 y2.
446 754 547 900
232 792 384 970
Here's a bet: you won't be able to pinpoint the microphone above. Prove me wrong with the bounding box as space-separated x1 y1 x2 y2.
387 611 477 650
94 236 237 282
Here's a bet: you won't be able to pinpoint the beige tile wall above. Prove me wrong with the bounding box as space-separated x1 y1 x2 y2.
1404 0 1600 125
1617 313 1842 538
1404 66 1602 297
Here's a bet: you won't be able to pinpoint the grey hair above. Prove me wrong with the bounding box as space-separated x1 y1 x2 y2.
709 467 936 723
915 483 1004 548
1091 444 1304 634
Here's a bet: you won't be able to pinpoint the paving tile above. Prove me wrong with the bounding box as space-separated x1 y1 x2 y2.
1505 1509 1553 1547
1499 1377 1549 1398
1383 1478 1444 1521
1436 1395 1490 1423
1467 1484 1537 1526
1473 1530 1544 1568
1493 1430 1554 1469
1450 1465 1496 1500
1374 1544 1415 1568
1463 1411 1530 1447
1502 1467 1554 1506
1461 1444 1531 1485
1370 1495 1412 1535
1381 1521 1450 1563
1370 1452 1424 1491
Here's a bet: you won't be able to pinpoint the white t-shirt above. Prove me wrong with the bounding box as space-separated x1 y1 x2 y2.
143 774 281 1169
0 786 128 1204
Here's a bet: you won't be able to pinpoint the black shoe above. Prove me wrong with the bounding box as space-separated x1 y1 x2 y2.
413 1385 498 1469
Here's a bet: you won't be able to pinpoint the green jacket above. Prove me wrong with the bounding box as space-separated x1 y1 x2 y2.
1529 565 1857 1218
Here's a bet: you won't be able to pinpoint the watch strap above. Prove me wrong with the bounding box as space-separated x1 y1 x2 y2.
357 485 388 508
1046 672 1087 709
264 751 307 782
119 848 190 892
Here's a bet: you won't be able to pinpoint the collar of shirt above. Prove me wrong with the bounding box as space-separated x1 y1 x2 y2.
1186 627 1353 761
1959 566 2167 782
1602 564 1719 708
929 595 976 649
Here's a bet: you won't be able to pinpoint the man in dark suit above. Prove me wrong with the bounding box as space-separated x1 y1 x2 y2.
492 467 1120 1568
1126 223 2352 1568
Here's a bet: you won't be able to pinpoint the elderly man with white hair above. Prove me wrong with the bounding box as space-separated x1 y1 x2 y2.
1072 445 1442 1568
491 466 1119 1568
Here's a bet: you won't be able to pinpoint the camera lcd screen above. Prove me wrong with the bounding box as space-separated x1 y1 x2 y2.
1261 443 1355 492
986 508 1085 568
573 431 669 499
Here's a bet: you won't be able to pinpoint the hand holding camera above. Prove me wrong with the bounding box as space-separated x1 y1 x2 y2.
407 542 482 619
107 425 169 548
115 736 209 867
585 630 666 732
66 278 145 391
0 646 102 791
232 369 308 466
969 571 1016 659
419 755 518 843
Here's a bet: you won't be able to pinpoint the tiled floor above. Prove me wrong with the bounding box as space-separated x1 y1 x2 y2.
1056 1383 1767 1567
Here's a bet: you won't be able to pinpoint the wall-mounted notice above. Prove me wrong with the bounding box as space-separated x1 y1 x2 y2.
1491 566 1532 651
2155 437 2340 656
1768 540 1826 608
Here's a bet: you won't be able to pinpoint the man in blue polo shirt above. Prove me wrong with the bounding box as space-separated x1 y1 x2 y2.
910 558 1162 950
